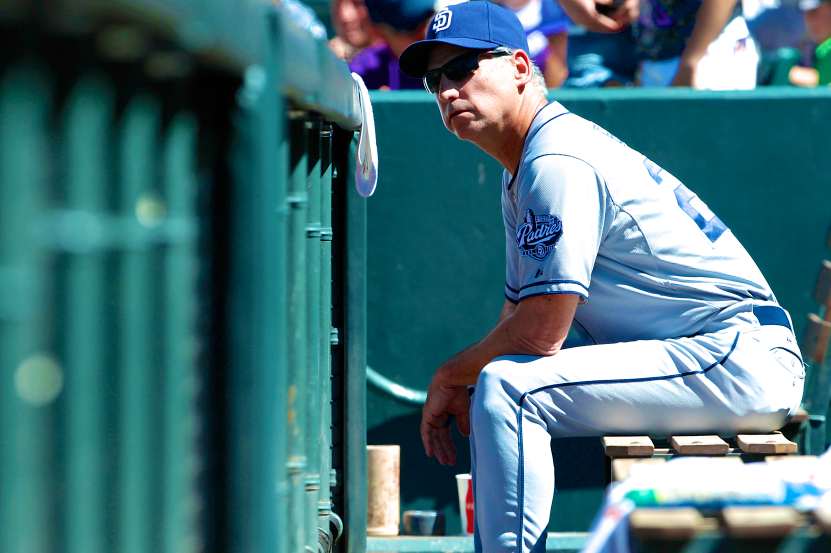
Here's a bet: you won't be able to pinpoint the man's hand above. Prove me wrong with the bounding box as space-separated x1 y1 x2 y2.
558 0 639 33
418 295 579 465
421 374 471 466
611 0 639 28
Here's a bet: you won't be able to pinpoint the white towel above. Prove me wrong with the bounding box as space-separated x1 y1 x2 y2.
351 72 378 197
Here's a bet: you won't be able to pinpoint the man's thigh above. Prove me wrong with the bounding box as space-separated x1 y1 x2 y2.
478 326 801 438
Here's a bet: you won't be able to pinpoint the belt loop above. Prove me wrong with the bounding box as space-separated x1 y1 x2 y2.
752 304 793 332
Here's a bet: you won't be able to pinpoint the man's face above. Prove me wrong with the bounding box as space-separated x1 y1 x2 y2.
805 2 831 45
427 44 518 142
331 0 375 48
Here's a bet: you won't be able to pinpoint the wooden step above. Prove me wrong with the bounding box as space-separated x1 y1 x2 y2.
629 508 710 540
720 506 801 538
670 435 729 455
602 436 654 458
736 432 797 455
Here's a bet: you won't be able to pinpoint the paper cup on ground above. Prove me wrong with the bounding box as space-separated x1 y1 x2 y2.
402 510 446 535
455 474 474 535
367 445 400 536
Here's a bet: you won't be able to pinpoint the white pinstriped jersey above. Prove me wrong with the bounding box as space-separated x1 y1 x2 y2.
502 101 776 345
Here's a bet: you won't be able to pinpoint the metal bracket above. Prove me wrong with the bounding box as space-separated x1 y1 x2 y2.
286 194 308 209
305 475 321 492
306 223 322 239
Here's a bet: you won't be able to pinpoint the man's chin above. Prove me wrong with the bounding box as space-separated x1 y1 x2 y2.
451 122 481 141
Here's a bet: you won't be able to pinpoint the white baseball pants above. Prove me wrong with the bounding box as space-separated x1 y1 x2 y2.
468 301 804 553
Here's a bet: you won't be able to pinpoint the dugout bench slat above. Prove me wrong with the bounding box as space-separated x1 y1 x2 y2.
603 432 799 482
736 433 798 454
670 435 730 455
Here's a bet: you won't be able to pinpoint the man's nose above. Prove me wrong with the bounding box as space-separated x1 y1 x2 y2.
438 75 460 99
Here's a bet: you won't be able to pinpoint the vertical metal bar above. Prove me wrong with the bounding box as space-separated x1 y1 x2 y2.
228 84 257 553
118 93 161 553
0 63 53 553
259 13 291 553
344 137 367 553
161 110 200 553
228 8 289 550
267 46 291 553
305 117 323 552
287 112 309 553
63 73 114 553
319 123 334 543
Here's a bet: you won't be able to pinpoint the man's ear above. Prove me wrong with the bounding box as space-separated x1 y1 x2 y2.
513 49 534 88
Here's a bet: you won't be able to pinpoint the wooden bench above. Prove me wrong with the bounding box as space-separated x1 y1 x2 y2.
602 432 799 482
627 457 829 551
630 505 805 540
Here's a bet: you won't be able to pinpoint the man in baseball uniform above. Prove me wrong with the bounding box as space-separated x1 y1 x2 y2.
397 2 805 553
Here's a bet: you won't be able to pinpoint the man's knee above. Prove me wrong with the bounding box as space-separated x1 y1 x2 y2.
475 357 516 393
471 357 521 424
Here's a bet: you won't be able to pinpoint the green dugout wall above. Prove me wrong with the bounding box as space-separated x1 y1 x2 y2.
366 87 831 533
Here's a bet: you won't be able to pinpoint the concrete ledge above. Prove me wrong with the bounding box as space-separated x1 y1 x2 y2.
367 533 589 553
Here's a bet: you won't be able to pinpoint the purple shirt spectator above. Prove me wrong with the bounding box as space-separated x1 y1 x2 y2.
505 0 570 73
349 42 425 89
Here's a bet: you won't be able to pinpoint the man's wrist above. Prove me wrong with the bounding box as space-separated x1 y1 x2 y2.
679 52 703 69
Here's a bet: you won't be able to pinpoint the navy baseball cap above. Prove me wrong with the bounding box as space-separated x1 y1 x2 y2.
398 1 530 78
364 0 436 32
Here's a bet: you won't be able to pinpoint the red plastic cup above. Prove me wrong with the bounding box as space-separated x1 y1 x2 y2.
455 474 474 535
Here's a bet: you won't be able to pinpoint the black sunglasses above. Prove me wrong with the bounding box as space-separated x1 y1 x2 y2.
423 49 511 94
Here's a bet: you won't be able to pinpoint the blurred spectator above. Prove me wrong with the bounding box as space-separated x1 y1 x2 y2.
330 0 380 60
790 0 831 85
634 0 759 89
744 0 807 52
564 26 638 87
743 0 812 84
557 0 639 88
495 0 572 87
348 0 435 89
557 0 640 31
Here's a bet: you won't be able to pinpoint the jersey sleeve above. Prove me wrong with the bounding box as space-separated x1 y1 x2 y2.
503 174 521 303
511 154 610 303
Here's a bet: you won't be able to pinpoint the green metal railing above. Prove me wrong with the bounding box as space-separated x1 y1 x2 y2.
0 2 367 553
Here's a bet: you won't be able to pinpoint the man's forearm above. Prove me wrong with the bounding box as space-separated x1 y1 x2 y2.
498 298 517 324
435 294 578 388
680 0 737 66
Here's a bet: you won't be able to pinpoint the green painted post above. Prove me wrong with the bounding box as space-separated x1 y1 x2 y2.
258 8 291 553
0 63 53 553
345 137 368 553
305 117 323 552
118 93 162 553
229 9 290 549
63 73 114 553
161 110 199 553
319 123 335 544
269 82 291 553
288 112 310 553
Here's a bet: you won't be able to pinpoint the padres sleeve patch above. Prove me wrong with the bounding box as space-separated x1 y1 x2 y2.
516 209 562 261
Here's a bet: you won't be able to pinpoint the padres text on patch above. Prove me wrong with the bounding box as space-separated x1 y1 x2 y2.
516 209 562 261
432 8 452 32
